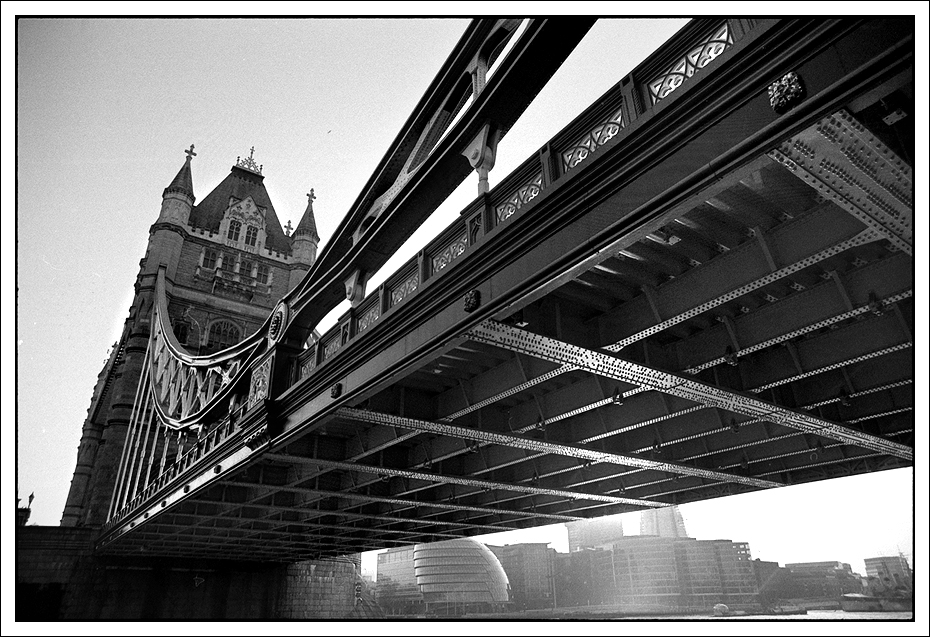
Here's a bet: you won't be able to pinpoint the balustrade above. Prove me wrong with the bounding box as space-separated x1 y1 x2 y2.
282 20 757 393
107 19 764 532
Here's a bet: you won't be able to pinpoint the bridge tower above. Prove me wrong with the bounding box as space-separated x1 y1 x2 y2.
61 147 319 527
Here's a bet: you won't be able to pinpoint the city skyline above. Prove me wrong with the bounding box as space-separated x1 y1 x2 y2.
363 467 915 580
10 14 925 615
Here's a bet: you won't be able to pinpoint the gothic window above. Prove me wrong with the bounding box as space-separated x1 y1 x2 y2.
220 253 235 272
206 320 240 353
227 220 241 242
245 225 258 247
173 320 190 344
203 249 218 270
240 259 254 278
256 264 269 284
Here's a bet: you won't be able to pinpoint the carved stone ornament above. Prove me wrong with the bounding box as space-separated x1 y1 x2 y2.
331 383 343 399
463 289 481 313
247 357 273 409
244 425 270 451
768 72 805 114
268 302 287 344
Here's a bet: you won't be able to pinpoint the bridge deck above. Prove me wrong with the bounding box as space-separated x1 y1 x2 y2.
99 17 914 561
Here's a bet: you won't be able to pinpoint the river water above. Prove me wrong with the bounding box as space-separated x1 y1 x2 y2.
634 609 913 620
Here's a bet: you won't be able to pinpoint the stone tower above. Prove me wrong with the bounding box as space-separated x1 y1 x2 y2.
61 146 319 527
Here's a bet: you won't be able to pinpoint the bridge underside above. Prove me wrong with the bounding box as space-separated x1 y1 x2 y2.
100 19 913 562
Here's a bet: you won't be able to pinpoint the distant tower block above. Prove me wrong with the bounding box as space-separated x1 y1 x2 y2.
565 514 624 552
640 505 688 538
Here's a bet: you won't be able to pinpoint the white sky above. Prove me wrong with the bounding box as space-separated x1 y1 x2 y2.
6 8 927 620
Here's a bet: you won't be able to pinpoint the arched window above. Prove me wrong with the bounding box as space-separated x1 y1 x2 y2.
206 320 240 353
227 220 241 242
220 253 235 272
256 264 269 284
245 225 258 247
240 259 253 278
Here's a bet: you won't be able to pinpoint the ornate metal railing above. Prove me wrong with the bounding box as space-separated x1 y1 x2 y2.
106 268 280 526
108 18 763 529
287 19 758 390
645 22 733 104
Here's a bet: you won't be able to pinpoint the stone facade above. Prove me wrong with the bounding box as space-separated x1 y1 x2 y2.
17 526 367 620
21 151 343 620
61 151 318 528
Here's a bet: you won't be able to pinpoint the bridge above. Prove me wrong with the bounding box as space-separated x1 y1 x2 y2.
95 18 914 564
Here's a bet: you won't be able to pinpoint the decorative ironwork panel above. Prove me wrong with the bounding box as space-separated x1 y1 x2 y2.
390 271 419 306
469 214 482 244
647 22 732 104
768 71 806 114
357 303 380 334
150 320 243 425
247 356 272 409
430 232 467 274
561 107 624 172
299 356 316 381
322 335 341 361
495 172 544 222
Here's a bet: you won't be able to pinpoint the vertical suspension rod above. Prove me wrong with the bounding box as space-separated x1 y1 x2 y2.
157 425 170 478
117 355 151 511
142 386 161 490
108 344 150 518
130 390 156 501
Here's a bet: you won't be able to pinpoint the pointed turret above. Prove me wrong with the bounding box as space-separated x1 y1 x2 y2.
158 145 197 225
291 189 320 266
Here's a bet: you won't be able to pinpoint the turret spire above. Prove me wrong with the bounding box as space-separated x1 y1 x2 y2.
294 188 320 243
158 145 196 225
291 187 320 267
163 144 196 201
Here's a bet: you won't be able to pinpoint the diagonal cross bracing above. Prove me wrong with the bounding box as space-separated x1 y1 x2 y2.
337 407 780 489
264 453 666 508
683 291 913 373
605 228 878 351
467 321 912 461
223 481 582 523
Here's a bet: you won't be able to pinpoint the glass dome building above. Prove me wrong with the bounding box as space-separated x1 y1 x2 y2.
377 538 510 616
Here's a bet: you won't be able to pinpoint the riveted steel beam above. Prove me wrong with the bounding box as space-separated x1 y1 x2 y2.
676 256 912 373
768 109 912 255
264 453 664 508
221 479 580 523
597 208 877 351
467 320 912 460
337 407 781 489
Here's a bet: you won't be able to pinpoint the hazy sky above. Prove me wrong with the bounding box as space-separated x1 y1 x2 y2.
9 13 925 593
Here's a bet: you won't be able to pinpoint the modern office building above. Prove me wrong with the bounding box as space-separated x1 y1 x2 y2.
488 543 557 610
784 561 863 598
640 505 689 538
376 546 421 615
554 536 758 611
751 559 795 606
864 555 913 593
565 514 624 552
376 539 510 616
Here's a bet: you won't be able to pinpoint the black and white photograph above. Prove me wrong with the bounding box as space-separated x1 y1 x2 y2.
8 7 926 631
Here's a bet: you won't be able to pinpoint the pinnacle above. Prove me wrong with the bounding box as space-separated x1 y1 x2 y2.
163 145 196 200
294 189 320 243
